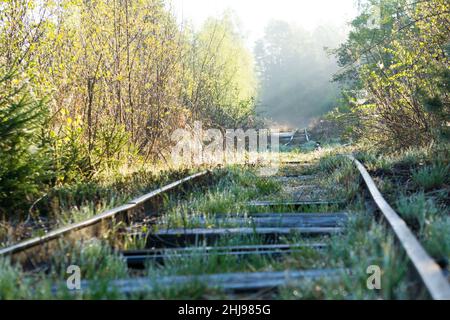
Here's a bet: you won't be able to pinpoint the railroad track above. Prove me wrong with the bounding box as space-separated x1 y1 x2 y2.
278 129 310 146
1 131 449 300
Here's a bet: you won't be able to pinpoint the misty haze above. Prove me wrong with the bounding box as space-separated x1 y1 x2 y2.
172 0 357 128
255 21 348 127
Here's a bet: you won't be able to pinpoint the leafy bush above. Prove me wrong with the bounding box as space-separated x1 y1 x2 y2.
48 115 131 184
332 0 450 149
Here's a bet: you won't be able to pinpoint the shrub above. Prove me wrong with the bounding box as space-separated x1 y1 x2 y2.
48 115 132 184
0 70 48 215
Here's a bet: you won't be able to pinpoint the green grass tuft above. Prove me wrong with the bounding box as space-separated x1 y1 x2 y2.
317 154 349 174
423 217 450 262
395 193 441 232
0 258 30 299
412 164 449 191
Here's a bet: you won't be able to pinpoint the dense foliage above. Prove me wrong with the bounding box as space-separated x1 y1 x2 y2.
331 0 449 149
0 1 256 214
0 70 47 212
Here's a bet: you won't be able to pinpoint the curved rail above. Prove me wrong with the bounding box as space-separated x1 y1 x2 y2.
348 155 450 300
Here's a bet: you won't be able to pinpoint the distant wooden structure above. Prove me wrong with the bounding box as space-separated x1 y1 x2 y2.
277 128 310 146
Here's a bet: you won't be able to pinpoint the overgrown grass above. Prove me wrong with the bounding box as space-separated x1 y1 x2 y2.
0 258 31 299
357 143 450 275
49 240 128 280
0 145 437 299
279 202 416 300
159 166 283 229
140 149 417 299
0 166 203 247
144 234 329 277
412 164 449 191
396 193 441 232
0 240 129 299
423 217 450 264
140 280 226 300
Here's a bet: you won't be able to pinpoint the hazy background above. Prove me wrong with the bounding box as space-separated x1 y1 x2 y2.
170 0 359 127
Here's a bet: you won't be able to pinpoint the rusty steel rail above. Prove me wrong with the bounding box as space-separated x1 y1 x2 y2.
348 155 450 300
0 170 212 267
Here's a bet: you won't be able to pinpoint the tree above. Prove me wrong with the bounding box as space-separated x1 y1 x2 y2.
255 20 345 127
183 12 257 129
0 70 47 214
332 0 450 149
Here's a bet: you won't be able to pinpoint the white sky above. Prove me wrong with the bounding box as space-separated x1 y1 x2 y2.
170 0 358 46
